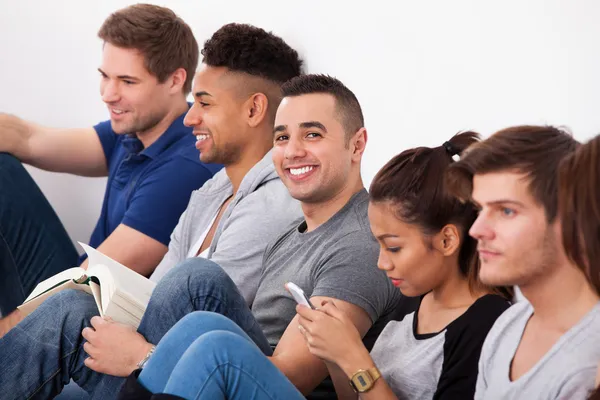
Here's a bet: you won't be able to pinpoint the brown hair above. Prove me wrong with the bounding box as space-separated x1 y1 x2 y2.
370 131 511 299
558 134 600 295
446 125 579 222
281 74 364 144
98 4 199 94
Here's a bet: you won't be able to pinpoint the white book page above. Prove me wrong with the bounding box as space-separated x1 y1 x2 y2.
78 242 156 311
23 266 85 303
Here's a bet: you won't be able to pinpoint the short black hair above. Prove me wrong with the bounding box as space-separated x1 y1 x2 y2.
201 23 303 84
281 74 364 142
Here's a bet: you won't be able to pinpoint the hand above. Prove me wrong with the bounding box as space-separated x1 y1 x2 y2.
0 309 24 338
81 316 152 377
296 300 369 369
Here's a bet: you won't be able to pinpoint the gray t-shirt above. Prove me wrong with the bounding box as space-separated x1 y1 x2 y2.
475 300 600 400
251 189 402 345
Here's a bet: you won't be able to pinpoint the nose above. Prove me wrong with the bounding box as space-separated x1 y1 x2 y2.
284 134 307 160
469 212 493 241
377 248 394 272
100 79 120 104
184 102 203 127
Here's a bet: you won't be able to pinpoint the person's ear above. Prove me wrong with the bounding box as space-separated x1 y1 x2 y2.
350 127 367 161
432 224 461 256
246 93 269 128
168 68 187 94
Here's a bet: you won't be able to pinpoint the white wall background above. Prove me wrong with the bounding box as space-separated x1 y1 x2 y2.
1 0 599 246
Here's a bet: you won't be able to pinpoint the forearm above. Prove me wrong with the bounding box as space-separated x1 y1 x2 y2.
268 354 328 395
0 114 32 158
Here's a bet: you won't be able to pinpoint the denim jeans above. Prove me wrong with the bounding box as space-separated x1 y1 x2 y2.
0 257 268 399
0 154 79 315
138 312 304 399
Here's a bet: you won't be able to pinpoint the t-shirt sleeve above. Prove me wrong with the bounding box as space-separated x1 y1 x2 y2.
433 295 511 400
310 232 399 323
93 120 118 161
121 158 214 246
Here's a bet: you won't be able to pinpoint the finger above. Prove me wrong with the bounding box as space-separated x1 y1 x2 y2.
90 316 106 329
81 327 96 342
298 323 308 337
83 342 98 358
296 304 319 321
84 357 99 372
319 301 346 321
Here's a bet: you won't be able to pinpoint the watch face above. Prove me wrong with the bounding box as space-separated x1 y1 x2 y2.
351 371 374 392
357 375 368 387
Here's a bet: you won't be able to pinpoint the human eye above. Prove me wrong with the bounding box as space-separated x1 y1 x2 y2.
306 132 322 139
386 247 401 253
274 134 289 142
501 207 516 217
199 101 209 107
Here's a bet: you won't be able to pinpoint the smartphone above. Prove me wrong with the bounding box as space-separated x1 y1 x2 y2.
285 282 316 309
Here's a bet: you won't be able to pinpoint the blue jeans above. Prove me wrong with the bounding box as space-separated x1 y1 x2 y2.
0 258 269 399
0 154 79 315
138 312 304 400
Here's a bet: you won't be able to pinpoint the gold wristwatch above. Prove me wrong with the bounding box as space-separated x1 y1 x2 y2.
349 366 381 393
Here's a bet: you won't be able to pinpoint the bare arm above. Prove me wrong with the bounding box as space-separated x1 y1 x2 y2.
81 224 168 277
269 296 373 395
296 300 398 400
0 113 107 176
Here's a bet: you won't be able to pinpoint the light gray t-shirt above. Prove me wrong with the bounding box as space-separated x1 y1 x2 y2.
251 189 402 345
475 300 600 400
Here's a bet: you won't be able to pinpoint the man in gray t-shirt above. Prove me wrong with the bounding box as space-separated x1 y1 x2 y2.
252 189 399 347
476 301 600 399
447 126 600 400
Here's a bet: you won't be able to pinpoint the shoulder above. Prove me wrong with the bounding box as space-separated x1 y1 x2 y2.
93 119 114 135
443 295 511 345
241 177 300 213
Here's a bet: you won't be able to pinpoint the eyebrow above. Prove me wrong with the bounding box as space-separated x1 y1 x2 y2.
299 121 327 132
273 125 287 134
98 68 139 81
377 233 398 240
194 91 212 98
477 199 526 208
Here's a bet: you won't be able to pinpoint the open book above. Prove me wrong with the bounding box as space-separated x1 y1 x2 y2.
18 242 156 328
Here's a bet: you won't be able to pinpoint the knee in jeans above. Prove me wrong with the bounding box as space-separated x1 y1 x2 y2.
177 311 234 332
50 289 98 322
155 258 236 300
192 330 247 355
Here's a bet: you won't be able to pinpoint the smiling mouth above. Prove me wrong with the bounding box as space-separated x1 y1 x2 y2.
196 134 209 142
289 166 314 176
285 165 318 181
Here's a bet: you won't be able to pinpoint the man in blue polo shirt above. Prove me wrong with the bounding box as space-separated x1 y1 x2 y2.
0 4 221 325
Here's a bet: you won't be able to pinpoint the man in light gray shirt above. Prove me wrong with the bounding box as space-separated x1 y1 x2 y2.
447 125 600 399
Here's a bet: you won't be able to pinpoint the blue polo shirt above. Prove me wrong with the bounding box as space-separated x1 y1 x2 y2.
79 110 223 264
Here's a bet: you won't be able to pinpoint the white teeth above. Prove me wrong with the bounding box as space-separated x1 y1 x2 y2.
112 109 124 114
289 166 314 176
196 134 209 142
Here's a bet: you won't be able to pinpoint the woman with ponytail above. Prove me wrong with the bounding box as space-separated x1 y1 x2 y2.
295 132 512 399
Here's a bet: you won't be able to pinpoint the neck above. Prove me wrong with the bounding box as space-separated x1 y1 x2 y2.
225 130 273 194
302 175 364 232
136 97 189 148
521 261 599 331
431 258 481 309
